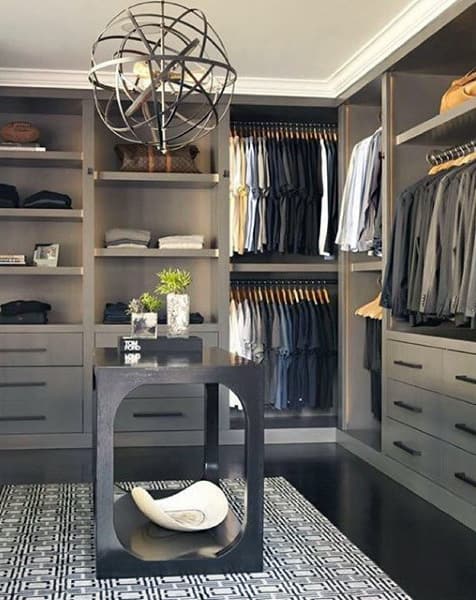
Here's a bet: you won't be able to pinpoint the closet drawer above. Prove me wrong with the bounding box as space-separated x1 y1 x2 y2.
387 379 441 437
95 331 218 349
0 366 82 434
115 397 203 432
383 418 440 481
387 341 443 391
444 350 476 404
441 443 476 505
0 333 82 366
440 397 476 455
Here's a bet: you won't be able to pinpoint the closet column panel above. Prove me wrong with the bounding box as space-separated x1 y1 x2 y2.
81 98 95 434
338 102 382 439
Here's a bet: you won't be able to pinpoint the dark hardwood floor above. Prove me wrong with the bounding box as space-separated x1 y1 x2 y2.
0 443 475 600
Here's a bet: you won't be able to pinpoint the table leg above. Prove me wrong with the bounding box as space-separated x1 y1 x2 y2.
203 382 219 484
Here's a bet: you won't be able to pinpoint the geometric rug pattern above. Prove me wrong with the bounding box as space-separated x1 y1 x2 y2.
0 477 412 599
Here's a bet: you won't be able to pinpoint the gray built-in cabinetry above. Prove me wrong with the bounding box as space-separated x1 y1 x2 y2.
338 2 476 531
0 90 229 449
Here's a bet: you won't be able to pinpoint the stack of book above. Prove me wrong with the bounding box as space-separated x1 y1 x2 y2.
0 142 46 152
0 255 27 265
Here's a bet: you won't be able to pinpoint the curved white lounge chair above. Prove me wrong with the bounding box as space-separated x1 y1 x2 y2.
131 481 229 532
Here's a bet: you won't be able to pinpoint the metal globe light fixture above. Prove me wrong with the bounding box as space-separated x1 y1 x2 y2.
89 1 237 152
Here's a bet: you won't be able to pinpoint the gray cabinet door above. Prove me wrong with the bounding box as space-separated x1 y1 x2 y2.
387 341 443 391
444 350 476 404
387 379 441 437
0 333 83 366
383 418 441 481
0 366 82 434
441 443 476 505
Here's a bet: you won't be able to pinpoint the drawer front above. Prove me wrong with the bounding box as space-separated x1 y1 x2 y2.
444 350 476 404
95 332 218 349
441 443 476 505
0 366 82 434
127 383 204 399
387 379 441 437
383 418 441 480
387 341 443 391
440 396 476 455
115 397 203 432
0 333 82 366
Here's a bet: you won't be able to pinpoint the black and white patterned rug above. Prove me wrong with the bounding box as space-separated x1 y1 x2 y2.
0 477 411 600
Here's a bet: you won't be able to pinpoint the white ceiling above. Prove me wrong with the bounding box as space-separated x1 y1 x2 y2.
0 0 461 96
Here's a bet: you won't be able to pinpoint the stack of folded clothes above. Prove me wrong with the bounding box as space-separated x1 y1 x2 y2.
0 300 51 324
158 235 204 250
105 228 151 249
0 183 20 208
157 311 204 324
103 302 131 324
20 190 72 209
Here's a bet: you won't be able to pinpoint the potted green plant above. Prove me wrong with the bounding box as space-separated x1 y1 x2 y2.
156 268 192 338
127 292 162 338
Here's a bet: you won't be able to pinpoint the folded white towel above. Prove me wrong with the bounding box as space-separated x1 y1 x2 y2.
158 235 204 245
159 243 204 250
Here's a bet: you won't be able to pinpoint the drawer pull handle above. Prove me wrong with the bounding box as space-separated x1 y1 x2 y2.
0 382 46 388
455 423 476 437
0 415 46 422
454 472 476 489
394 400 422 413
455 375 476 386
0 348 47 353
394 360 423 370
393 440 422 456
133 411 184 419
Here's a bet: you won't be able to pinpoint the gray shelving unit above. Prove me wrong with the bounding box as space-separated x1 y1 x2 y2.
95 171 219 188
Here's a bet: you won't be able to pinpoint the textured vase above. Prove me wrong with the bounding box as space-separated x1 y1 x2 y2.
166 293 190 338
130 312 158 339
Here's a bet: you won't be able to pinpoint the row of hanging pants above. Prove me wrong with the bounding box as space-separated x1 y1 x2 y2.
230 284 337 410
229 128 338 256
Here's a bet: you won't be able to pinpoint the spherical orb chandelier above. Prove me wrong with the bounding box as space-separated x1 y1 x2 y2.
89 1 237 152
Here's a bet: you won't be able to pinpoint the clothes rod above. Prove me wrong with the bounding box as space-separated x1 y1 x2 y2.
426 139 476 166
231 278 338 286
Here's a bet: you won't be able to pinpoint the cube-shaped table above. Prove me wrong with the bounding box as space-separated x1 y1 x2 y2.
94 347 264 579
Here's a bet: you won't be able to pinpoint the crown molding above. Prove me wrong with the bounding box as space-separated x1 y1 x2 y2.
0 0 463 98
330 0 462 97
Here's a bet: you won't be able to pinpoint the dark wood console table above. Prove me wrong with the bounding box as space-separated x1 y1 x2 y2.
94 347 264 579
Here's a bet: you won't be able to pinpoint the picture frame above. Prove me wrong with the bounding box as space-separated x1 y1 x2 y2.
33 243 60 267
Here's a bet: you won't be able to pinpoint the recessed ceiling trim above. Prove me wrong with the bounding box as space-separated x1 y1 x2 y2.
0 0 463 98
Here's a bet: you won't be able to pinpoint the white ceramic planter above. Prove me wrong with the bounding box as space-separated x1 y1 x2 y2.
130 312 158 338
166 293 190 338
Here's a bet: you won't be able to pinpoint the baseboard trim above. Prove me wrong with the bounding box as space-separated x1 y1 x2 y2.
337 430 476 532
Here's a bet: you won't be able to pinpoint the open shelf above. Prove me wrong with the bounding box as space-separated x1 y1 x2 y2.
95 171 220 188
396 97 476 146
95 248 219 258
0 324 83 333
0 208 83 221
0 267 83 276
351 261 383 272
230 262 337 273
0 150 83 167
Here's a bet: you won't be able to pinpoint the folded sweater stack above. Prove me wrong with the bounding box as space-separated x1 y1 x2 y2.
158 235 204 250
103 302 130 324
105 228 151 248
0 300 51 324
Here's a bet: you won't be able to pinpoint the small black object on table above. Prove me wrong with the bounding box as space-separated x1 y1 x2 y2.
94 344 264 579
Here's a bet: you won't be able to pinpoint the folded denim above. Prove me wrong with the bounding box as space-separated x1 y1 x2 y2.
20 190 72 209
0 312 48 324
1 300 51 316
0 183 19 208
105 228 151 245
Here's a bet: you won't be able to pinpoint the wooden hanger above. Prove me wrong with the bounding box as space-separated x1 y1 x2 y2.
355 292 383 320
